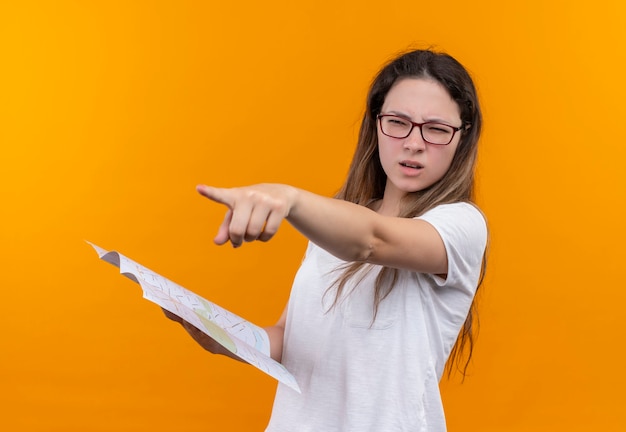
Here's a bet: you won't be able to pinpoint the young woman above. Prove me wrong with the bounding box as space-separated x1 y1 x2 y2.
168 48 487 431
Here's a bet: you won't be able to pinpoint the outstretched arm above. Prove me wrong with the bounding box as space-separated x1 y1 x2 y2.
197 184 448 275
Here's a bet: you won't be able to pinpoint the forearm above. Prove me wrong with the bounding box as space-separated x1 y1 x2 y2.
287 188 379 263
264 324 285 362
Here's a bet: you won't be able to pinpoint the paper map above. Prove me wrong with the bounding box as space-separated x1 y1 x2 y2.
88 241 300 393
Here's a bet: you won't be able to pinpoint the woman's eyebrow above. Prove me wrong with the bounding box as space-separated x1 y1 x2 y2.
386 110 456 125
385 110 412 119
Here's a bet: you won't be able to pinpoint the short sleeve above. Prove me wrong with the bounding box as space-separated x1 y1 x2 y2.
417 202 487 291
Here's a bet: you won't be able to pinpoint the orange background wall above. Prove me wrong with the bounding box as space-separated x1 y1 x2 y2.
1 1 625 430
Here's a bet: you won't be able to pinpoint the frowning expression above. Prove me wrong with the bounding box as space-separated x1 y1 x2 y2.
377 77 463 198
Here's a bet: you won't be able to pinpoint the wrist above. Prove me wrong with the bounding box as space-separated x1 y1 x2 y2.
285 185 301 218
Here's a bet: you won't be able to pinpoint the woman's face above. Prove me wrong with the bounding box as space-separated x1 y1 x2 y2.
377 77 462 200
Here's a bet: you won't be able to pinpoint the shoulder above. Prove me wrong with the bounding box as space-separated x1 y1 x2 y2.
418 202 486 230
416 202 488 250
419 201 485 221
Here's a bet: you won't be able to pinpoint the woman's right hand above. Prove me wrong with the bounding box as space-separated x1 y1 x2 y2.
162 308 244 361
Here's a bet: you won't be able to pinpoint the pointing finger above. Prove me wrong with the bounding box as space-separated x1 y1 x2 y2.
196 185 234 207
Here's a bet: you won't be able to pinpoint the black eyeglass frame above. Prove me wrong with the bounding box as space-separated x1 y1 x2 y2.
377 114 464 145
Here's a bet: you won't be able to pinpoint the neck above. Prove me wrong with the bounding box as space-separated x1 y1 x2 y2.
376 192 404 216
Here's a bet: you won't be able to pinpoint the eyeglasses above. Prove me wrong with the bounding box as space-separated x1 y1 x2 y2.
377 114 463 145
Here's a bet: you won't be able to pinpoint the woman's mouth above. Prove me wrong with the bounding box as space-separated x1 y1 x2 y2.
400 161 423 170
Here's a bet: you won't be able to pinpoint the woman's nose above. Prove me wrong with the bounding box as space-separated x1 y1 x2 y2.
403 128 426 152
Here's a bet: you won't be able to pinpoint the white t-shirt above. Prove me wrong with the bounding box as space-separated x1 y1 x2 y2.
266 202 488 432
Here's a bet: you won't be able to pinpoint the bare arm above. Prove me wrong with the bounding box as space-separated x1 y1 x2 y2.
264 305 287 362
287 188 447 274
197 184 447 275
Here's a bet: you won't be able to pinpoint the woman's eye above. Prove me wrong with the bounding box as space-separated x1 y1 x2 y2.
388 118 409 126
425 125 451 134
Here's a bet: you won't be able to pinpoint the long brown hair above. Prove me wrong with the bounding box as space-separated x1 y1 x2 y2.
333 48 486 377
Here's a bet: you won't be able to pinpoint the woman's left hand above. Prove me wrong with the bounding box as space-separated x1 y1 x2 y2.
196 184 297 248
